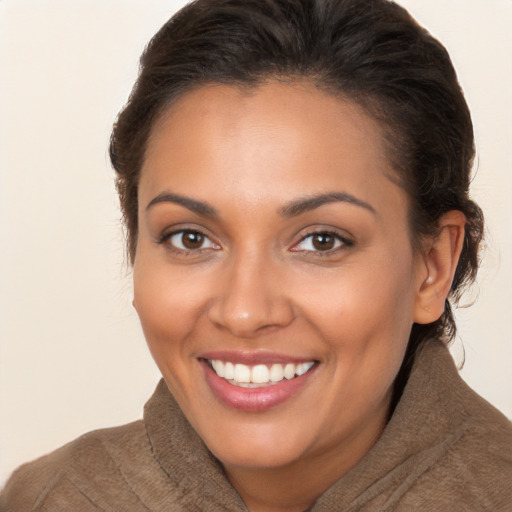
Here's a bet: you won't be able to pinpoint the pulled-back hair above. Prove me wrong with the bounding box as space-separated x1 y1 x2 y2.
110 0 483 355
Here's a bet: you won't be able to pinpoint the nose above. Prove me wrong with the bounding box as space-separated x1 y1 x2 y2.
207 252 295 337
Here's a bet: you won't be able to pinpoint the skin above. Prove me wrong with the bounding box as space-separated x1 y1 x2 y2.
133 82 465 512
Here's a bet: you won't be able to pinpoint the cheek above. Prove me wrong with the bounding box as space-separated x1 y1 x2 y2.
295 251 417 352
132 260 207 403
133 251 206 330
132 258 203 371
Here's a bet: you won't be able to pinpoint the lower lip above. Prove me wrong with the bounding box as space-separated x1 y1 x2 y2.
201 360 316 412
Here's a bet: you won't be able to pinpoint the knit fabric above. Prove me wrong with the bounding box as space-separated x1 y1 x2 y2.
2 340 511 511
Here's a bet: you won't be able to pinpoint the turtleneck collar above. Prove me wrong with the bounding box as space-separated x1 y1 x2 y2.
143 341 478 511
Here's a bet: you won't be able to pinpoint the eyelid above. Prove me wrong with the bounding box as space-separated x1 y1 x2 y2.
290 228 354 253
158 227 221 252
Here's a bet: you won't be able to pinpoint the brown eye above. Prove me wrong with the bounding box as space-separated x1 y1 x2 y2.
312 233 336 251
166 230 219 251
182 231 204 249
292 231 350 253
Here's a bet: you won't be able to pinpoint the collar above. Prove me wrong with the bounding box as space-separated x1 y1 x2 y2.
143 341 472 510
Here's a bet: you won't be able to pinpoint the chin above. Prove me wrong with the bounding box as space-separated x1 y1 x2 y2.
189 408 319 471
210 435 309 471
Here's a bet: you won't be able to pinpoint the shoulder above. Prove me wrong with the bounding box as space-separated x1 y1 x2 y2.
0 420 151 512
376 341 512 511
399 347 512 510
439 385 512 508
397 419 512 511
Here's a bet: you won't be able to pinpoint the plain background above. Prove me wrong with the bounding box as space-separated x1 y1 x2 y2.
1 0 511 488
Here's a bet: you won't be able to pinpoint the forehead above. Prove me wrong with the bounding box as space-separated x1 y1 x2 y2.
140 81 405 215
147 81 388 157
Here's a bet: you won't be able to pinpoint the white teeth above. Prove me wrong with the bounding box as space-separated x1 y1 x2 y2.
284 363 296 380
251 364 270 384
269 363 284 382
224 361 235 380
212 359 224 378
234 363 251 383
296 361 314 376
209 359 315 385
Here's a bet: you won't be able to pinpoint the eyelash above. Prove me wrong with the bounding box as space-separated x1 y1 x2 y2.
291 230 354 255
158 228 353 256
158 229 220 254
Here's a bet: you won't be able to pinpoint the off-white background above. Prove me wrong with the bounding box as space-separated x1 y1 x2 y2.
1 0 511 488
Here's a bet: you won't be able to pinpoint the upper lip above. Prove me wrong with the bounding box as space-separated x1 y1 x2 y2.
199 350 317 365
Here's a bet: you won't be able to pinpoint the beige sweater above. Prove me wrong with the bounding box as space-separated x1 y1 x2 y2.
2 340 512 511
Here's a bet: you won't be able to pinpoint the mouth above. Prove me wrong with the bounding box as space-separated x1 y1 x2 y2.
199 355 318 412
206 359 316 388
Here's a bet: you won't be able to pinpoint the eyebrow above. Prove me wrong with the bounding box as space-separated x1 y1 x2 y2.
280 192 376 217
146 190 375 218
146 192 217 217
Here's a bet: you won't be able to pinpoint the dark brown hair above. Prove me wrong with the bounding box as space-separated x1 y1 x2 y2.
110 0 483 355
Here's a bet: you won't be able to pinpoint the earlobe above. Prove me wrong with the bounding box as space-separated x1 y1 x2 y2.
413 210 466 325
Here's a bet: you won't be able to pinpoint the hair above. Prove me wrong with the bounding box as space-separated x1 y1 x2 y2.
110 0 484 357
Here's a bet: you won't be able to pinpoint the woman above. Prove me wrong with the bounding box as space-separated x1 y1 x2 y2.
2 0 511 510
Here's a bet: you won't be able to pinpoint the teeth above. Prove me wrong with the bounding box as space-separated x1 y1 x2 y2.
269 363 284 382
224 361 235 380
296 362 314 376
209 359 315 385
251 364 270 384
234 363 251 383
212 359 224 378
284 363 295 380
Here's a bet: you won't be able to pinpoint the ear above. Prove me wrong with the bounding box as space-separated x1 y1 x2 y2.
413 210 466 325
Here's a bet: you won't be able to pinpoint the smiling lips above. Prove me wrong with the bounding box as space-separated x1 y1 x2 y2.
209 359 315 387
201 356 317 411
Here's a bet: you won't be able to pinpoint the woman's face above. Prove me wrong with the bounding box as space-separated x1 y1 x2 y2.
133 82 428 473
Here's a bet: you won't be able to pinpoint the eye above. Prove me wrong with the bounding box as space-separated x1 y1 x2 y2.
292 231 351 252
163 230 220 251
